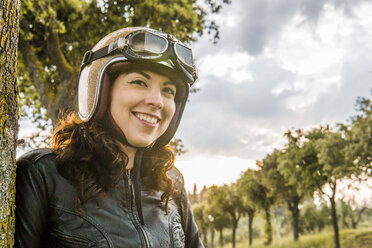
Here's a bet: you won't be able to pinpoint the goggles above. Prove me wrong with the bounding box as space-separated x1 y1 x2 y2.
80 30 198 84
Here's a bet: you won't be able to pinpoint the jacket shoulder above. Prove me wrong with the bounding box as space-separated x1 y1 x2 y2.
17 148 56 163
167 166 185 200
17 148 59 173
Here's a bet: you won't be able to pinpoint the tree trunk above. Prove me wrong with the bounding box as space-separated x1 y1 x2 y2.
341 205 349 229
219 228 223 247
329 192 340 248
232 220 238 248
291 202 300 241
264 208 273 246
210 225 214 248
351 207 366 229
203 230 208 247
248 211 254 246
0 0 20 246
286 197 300 241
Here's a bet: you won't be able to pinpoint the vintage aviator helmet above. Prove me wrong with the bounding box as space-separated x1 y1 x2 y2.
78 27 198 148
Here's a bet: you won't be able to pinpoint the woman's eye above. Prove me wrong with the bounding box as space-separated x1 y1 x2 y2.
129 80 147 87
163 87 176 96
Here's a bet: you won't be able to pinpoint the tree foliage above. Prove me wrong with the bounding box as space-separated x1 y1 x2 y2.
346 97 372 172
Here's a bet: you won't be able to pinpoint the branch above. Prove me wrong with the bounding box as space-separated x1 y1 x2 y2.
330 181 337 199
46 31 78 121
286 199 294 211
46 32 74 81
315 180 327 197
18 37 51 115
355 207 367 224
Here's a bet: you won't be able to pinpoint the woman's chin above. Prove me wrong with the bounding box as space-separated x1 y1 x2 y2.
127 138 155 148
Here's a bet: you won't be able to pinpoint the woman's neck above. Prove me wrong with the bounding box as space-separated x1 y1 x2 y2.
121 145 137 170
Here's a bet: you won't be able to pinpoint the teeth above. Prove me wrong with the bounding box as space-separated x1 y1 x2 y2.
135 113 158 124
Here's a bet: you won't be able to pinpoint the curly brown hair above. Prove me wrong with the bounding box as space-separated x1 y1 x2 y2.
51 112 176 212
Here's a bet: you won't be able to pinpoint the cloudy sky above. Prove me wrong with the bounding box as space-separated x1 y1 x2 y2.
175 0 372 192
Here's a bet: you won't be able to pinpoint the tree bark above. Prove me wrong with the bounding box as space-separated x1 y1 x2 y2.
0 0 20 246
329 184 340 248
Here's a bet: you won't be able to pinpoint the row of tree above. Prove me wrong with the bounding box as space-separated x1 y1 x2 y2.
192 96 371 248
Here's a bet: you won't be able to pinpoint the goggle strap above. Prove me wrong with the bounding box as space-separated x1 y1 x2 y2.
81 46 110 70
81 37 129 70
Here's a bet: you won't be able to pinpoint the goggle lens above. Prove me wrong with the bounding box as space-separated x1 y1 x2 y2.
175 43 193 68
129 32 168 55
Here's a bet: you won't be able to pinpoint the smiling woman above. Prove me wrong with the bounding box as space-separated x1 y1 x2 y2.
15 27 203 248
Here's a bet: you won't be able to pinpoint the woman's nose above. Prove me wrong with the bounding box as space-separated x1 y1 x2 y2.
145 88 164 109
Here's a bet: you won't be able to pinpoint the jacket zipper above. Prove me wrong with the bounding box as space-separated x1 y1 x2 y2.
126 169 149 248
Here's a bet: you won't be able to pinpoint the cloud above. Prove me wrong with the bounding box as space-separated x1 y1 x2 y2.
177 0 372 162
200 0 372 57
236 0 298 55
299 0 328 21
178 56 298 158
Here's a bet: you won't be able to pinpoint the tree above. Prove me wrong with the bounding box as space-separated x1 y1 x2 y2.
193 203 209 246
170 138 187 156
236 170 257 246
18 0 231 128
273 129 321 241
238 169 275 246
314 128 355 248
205 200 230 247
206 184 244 248
0 0 20 246
338 196 368 229
299 201 329 233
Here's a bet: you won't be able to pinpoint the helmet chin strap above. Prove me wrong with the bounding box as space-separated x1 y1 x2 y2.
105 111 150 226
105 111 156 150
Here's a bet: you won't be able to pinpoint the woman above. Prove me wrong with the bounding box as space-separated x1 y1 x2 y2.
15 27 203 248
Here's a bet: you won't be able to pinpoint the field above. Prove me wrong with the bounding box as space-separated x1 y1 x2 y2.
200 214 372 248
212 228 372 248
230 228 371 248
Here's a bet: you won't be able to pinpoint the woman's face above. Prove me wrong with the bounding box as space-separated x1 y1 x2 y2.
109 70 177 147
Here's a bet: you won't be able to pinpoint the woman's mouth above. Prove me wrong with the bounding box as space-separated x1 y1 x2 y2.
133 112 160 126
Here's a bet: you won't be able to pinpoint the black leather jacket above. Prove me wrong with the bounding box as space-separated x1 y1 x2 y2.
15 148 203 248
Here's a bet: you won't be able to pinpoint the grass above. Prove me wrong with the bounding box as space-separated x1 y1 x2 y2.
213 228 372 248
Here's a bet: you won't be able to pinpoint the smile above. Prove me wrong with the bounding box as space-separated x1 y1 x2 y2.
133 112 160 125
